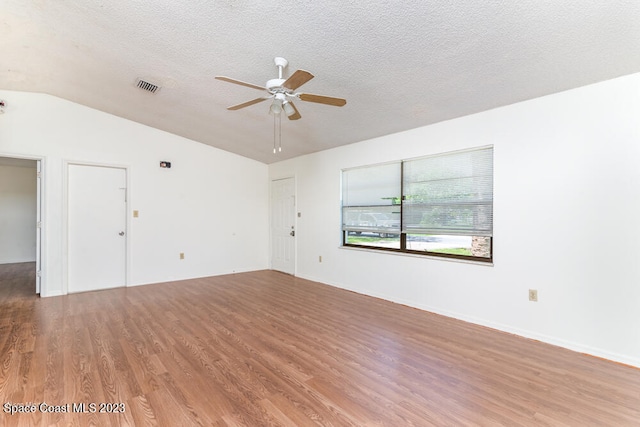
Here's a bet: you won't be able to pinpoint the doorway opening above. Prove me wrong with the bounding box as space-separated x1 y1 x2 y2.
0 156 41 295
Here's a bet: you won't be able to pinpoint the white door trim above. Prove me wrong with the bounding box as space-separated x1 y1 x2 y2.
63 160 130 294
35 159 42 294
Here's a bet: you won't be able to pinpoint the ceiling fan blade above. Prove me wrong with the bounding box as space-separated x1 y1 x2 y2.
283 70 314 90
227 97 270 110
299 93 347 107
287 102 301 120
215 76 265 91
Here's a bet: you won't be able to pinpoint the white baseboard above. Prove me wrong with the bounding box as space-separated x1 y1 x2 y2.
40 290 63 298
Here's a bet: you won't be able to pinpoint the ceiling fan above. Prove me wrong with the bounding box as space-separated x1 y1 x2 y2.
215 57 347 120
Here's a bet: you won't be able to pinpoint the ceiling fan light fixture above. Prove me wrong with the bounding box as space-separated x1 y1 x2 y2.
282 100 295 117
270 93 287 115
270 100 282 115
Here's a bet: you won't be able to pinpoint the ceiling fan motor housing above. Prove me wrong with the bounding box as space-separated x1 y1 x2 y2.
266 78 287 92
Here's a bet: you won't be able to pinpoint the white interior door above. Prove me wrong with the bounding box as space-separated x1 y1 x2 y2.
271 177 295 275
35 160 41 294
68 164 127 293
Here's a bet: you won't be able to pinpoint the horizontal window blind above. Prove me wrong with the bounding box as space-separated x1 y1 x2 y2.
342 163 401 234
402 147 493 236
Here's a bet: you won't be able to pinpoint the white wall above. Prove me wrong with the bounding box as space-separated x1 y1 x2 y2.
269 72 640 368
0 164 37 263
0 91 269 296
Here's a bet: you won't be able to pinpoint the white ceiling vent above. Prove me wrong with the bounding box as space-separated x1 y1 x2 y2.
135 78 161 94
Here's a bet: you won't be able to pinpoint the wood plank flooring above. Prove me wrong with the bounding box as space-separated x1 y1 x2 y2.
1 262 639 426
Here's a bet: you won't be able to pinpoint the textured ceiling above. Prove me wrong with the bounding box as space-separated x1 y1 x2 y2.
2 1 639 164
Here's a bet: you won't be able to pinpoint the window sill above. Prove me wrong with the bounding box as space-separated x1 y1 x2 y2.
339 244 494 267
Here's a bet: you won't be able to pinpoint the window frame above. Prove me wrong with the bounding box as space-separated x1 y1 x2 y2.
341 146 493 263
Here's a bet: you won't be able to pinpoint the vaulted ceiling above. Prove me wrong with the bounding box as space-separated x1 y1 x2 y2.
2 1 639 164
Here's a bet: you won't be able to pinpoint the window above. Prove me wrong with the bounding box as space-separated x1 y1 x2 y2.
342 163 401 249
341 146 493 262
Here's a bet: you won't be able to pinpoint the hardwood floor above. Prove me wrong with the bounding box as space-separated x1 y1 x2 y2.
1 262 639 426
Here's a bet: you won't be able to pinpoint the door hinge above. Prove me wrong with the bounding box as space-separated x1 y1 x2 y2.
36 171 41 178
36 271 41 277
37 221 42 228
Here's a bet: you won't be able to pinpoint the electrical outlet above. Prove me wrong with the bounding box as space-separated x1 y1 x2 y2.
180 252 185 260
133 210 139 218
528 289 538 302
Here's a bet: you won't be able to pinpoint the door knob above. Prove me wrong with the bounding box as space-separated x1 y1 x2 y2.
119 231 125 236
290 230 295 237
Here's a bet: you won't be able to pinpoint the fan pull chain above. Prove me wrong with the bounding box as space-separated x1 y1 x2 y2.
278 114 282 152
273 114 282 154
